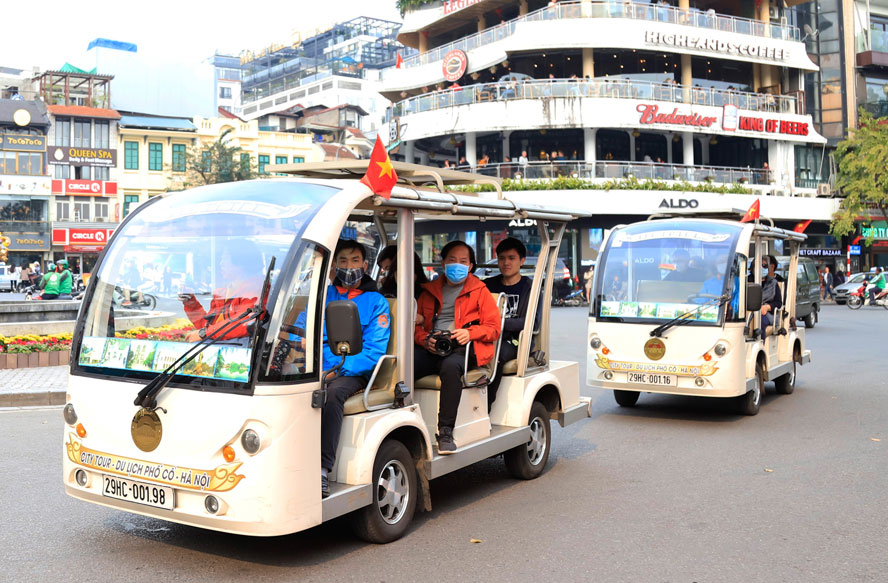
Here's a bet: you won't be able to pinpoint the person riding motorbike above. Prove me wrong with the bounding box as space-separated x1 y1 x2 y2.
39 259 73 300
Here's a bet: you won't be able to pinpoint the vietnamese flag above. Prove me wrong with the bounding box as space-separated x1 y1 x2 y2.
740 199 760 223
360 137 398 199
793 219 812 233
396 53 404 69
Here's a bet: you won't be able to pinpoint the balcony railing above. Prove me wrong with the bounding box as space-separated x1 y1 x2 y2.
394 0 800 71
461 160 773 186
857 29 888 53
387 78 800 121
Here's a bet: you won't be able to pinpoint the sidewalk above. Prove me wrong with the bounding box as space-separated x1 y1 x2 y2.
0 365 68 407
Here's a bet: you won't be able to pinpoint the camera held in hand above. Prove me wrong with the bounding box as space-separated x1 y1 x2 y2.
429 329 455 357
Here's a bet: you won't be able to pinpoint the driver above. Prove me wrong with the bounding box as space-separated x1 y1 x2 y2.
696 254 739 318
665 249 705 282
179 240 264 342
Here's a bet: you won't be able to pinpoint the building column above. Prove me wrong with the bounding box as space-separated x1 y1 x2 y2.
584 128 597 165
628 131 636 162
752 63 762 93
519 0 529 16
666 133 674 164
419 33 428 54
478 16 486 33
419 150 430 166
404 141 415 164
679 0 692 100
465 132 477 167
581 0 593 17
582 48 595 78
502 131 512 161
682 132 694 166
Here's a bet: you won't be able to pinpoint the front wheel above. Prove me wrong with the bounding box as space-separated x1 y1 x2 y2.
774 357 796 395
736 364 763 416
504 401 551 480
351 440 417 544
613 389 640 407
848 296 863 310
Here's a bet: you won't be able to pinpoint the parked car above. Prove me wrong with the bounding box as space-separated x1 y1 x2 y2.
834 272 868 305
776 256 820 328
0 263 17 292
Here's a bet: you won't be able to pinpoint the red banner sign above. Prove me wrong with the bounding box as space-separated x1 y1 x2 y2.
52 228 115 247
738 116 809 136
636 104 717 128
51 180 118 196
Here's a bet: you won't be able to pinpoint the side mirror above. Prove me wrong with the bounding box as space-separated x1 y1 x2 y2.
746 283 762 312
325 300 363 356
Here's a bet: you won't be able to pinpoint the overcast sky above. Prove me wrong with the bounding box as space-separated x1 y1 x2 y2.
3 0 404 71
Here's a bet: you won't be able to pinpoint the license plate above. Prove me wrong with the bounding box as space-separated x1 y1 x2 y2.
627 372 677 386
102 475 174 510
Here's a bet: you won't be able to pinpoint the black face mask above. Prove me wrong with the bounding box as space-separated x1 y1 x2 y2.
336 267 364 286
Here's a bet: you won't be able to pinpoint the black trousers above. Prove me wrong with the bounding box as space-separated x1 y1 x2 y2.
487 339 518 409
414 345 476 431
321 375 366 471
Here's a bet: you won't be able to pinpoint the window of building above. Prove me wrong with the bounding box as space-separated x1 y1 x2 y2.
95 201 109 221
73 120 91 147
93 166 109 181
124 141 139 169
148 143 163 171
219 86 232 99
258 154 270 174
293 156 304 163
201 151 212 172
74 166 91 180
94 121 110 148
275 155 287 175
0 152 44 175
240 153 250 173
74 200 91 222
55 118 71 146
54 165 71 179
56 196 70 221
123 194 140 218
172 144 187 172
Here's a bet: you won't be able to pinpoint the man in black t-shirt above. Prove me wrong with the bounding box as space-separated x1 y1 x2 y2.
484 238 541 409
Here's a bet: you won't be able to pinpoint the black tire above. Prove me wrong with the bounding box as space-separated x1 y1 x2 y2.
351 439 417 544
774 356 796 395
613 389 640 407
504 401 551 480
803 311 815 328
848 296 863 310
143 294 157 310
737 363 763 416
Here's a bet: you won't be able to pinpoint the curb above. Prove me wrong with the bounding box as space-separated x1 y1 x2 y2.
0 390 66 408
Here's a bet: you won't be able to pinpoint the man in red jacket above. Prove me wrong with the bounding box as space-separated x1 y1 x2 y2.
414 241 501 454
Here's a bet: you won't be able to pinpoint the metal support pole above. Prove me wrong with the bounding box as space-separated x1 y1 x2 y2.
397 208 415 398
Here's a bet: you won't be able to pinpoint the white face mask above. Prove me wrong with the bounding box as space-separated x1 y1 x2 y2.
716 262 728 273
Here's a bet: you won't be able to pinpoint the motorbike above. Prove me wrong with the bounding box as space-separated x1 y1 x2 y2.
112 286 157 310
847 283 888 310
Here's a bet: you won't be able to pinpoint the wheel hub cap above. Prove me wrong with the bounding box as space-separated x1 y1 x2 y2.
377 460 409 525
527 418 547 465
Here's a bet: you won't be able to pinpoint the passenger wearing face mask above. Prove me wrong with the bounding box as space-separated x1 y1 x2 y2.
696 254 739 319
316 239 390 497
759 254 782 339
413 241 502 454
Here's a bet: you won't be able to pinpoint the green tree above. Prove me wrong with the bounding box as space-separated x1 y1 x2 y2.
186 128 257 186
395 0 435 15
831 109 888 238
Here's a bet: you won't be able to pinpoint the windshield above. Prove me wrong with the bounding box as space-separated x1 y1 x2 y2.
593 220 742 324
74 180 336 387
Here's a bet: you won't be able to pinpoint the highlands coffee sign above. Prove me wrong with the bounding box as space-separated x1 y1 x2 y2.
644 31 790 61
48 146 117 167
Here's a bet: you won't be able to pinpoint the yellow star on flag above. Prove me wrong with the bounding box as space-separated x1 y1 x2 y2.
360 137 398 199
376 156 395 179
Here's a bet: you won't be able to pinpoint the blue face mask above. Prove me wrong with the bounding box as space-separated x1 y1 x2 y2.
761 267 769 277
444 263 470 284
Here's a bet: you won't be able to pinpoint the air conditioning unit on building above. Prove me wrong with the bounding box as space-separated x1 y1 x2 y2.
769 5 780 20
817 183 832 197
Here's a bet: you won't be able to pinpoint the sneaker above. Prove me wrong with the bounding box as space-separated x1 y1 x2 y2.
437 427 457 455
321 473 330 498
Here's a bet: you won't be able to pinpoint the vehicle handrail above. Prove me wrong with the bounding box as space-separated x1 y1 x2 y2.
462 292 507 388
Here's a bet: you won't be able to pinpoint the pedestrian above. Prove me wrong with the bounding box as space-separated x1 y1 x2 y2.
834 268 845 287
163 265 173 294
18 263 31 293
822 266 834 301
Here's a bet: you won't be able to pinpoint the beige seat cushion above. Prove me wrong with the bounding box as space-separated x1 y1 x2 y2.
415 369 487 390
343 298 399 415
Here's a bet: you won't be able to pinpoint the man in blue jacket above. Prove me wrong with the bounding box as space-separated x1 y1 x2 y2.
319 239 390 497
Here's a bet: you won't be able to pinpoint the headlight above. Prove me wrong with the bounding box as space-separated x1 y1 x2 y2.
714 343 727 357
63 403 77 425
241 429 261 454
590 337 602 349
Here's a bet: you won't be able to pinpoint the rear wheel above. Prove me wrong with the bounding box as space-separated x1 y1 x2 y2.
505 401 551 480
613 389 640 407
848 295 863 310
803 311 815 328
737 363 763 416
351 439 417 544
143 294 157 310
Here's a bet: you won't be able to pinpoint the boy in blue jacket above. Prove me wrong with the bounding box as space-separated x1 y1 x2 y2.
319 239 390 496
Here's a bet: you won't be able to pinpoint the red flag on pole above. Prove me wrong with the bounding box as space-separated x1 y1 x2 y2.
360 137 398 199
395 53 404 69
793 219 812 233
740 199 760 223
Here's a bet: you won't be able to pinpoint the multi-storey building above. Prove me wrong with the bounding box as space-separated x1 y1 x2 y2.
381 0 842 272
0 98 52 268
240 16 408 136
209 52 245 116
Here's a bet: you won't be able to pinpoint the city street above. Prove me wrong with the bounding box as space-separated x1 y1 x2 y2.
2 303 886 582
